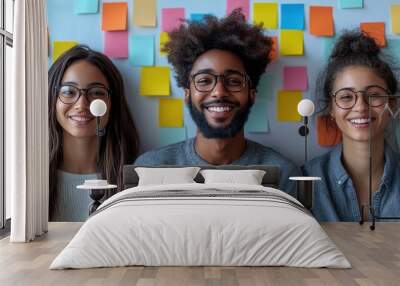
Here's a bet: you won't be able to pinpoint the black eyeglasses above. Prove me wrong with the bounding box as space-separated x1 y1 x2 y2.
57 84 110 105
190 71 250 92
332 85 390 110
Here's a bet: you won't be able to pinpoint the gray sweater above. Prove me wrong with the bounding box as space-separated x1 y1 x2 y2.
52 170 97 222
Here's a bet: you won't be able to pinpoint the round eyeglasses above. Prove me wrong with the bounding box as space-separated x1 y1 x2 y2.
190 71 249 92
332 85 390 110
57 84 110 105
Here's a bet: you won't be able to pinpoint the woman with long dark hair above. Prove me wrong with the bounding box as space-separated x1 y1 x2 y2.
48 45 139 221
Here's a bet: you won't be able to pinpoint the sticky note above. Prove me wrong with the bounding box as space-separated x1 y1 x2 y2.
160 32 170 56
140 67 170 96
277 91 302 122
323 36 338 59
253 3 278 29
280 30 303 56
190 13 207 22
338 0 363 9
385 39 400 68
269 36 278 61
104 31 128 58
310 6 334 36
53 41 78 62
162 8 185 32
283 66 308 91
129 35 154 66
159 127 186 146
360 22 386 47
281 4 304 30
159 99 184 127
133 0 157 27
245 98 270 133
392 5 400 34
102 2 127 31
74 0 98 14
317 115 342 146
227 0 249 20
257 74 274 99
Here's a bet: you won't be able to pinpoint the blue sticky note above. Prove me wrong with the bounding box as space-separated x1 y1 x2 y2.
257 74 274 99
159 127 186 146
338 0 363 9
74 0 99 14
281 4 304 30
129 35 154 66
245 98 270 133
190 13 211 22
385 39 400 68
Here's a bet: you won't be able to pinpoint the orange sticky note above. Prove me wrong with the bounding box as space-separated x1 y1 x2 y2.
102 2 128 31
317 115 342 146
310 6 334 36
360 22 386 47
269 36 278 61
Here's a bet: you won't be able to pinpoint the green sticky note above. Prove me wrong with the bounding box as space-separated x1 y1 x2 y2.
245 98 270 133
159 127 186 146
74 0 99 14
338 0 363 9
257 74 274 99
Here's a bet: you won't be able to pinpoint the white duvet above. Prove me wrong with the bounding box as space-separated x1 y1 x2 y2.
50 183 351 269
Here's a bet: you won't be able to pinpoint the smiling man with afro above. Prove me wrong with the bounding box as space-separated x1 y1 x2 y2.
135 9 300 197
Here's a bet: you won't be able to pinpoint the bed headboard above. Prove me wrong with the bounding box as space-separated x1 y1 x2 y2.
123 165 280 189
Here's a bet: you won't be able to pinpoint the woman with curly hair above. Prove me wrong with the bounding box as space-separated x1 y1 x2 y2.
135 9 301 197
303 30 400 221
48 45 139 221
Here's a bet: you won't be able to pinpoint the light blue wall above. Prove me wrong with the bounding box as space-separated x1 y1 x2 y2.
47 0 400 165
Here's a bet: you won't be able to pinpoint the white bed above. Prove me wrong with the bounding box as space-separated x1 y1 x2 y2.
50 183 351 269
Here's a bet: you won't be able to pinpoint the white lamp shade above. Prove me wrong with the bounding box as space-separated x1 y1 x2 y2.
90 99 107 117
297 99 315 117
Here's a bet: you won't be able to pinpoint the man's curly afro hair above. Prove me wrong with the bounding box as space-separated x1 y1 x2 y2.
163 9 273 89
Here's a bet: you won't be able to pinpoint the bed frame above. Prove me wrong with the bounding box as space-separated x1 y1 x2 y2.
123 165 280 190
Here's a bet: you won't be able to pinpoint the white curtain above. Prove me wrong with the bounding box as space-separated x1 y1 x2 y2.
8 0 49 242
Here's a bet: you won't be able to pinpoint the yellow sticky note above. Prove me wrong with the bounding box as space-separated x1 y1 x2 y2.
160 32 170 56
391 5 400 34
133 0 157 27
253 3 278 29
280 30 304 56
277 91 302 121
159 98 184 127
140 67 170 96
53 41 78 62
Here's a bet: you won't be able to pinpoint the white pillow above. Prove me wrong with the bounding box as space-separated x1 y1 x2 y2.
200 169 266 185
135 167 201 186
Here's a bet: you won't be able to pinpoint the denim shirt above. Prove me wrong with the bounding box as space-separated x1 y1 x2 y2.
303 144 400 221
135 137 301 197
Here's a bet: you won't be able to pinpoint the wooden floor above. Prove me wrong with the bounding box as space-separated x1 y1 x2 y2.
0 222 399 286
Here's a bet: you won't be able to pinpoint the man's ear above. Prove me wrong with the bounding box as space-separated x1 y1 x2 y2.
184 88 190 104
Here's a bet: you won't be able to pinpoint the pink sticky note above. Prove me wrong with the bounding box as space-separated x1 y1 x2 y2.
227 0 249 20
283 66 308 91
104 31 128 58
162 8 185 32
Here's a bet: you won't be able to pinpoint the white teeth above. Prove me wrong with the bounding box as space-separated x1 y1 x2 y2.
207 106 232 112
350 118 370 124
70 116 91 122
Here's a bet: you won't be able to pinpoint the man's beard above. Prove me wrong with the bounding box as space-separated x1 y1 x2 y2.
188 94 253 139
